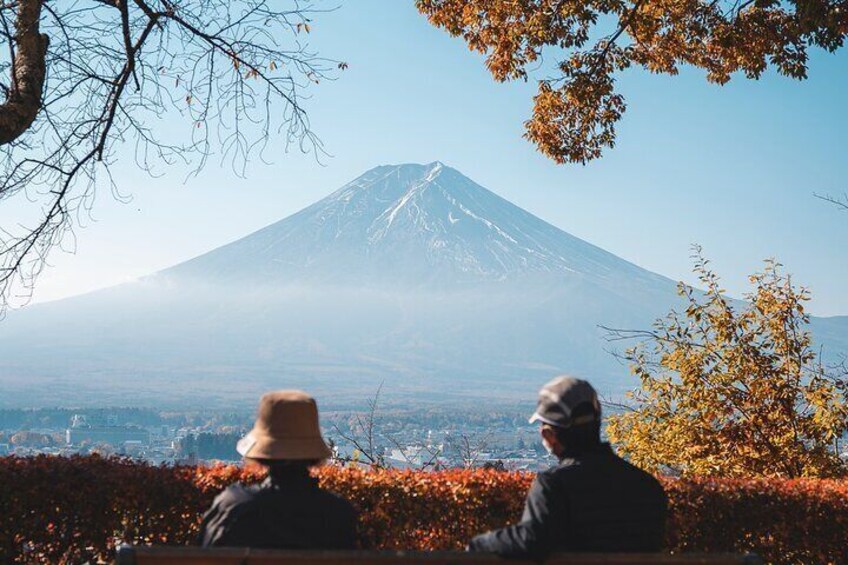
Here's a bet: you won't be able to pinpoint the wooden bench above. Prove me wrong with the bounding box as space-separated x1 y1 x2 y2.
114 547 763 565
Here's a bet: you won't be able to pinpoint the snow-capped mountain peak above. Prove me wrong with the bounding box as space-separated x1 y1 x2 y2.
166 162 667 287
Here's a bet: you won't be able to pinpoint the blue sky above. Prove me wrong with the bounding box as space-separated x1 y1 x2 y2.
4 1 848 315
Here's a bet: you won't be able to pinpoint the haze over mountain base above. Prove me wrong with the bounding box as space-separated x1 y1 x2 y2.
2 163 846 408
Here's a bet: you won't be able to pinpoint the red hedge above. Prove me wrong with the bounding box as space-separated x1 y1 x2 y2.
1 455 846 564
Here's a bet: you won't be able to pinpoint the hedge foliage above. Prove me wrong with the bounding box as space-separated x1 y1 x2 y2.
1 455 846 564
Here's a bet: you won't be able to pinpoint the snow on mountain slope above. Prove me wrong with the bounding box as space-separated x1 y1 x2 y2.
164 162 672 290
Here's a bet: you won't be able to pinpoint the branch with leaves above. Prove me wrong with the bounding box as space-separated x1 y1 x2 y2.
417 0 848 165
605 246 848 478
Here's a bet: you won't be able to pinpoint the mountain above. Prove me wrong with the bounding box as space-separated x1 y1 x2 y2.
164 162 669 290
0 162 844 408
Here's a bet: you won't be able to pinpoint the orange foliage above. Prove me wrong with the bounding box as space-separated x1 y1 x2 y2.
1 455 847 564
416 0 848 164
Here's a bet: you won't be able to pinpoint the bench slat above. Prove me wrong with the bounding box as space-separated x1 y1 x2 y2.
116 547 762 565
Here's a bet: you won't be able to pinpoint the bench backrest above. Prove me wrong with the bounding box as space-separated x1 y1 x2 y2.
115 547 763 565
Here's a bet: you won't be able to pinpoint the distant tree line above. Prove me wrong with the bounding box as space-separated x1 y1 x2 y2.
0 407 160 430
0 408 252 431
177 432 243 462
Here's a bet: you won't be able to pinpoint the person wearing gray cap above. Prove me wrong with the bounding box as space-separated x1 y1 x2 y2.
198 391 357 549
468 376 667 558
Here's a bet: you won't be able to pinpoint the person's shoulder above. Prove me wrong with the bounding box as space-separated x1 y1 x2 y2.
211 482 259 510
608 449 667 497
544 445 619 479
536 462 577 489
544 455 585 479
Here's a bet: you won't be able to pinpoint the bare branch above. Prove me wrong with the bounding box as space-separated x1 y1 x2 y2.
815 192 848 212
0 0 337 310
446 431 491 469
330 383 386 468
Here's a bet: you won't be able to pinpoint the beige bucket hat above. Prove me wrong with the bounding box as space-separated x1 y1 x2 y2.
236 390 332 461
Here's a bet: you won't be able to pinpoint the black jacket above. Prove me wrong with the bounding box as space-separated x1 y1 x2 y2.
198 467 357 550
469 443 666 558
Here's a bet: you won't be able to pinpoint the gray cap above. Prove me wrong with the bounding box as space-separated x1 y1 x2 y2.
529 376 601 428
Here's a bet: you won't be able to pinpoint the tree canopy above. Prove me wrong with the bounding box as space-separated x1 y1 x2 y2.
606 249 848 478
0 0 336 306
417 0 848 164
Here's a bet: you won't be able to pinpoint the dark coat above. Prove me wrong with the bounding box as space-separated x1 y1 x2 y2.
198 466 357 550
469 443 667 559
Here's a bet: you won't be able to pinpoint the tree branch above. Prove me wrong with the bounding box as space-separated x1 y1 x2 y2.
0 0 48 145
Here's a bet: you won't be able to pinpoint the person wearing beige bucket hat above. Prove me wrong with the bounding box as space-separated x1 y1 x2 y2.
198 391 357 549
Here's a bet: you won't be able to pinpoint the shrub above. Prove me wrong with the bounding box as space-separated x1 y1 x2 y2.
0 455 846 564
607 254 848 479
